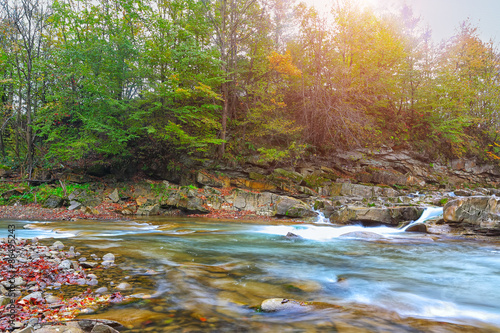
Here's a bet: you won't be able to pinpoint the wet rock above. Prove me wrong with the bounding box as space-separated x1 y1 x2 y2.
261 298 313 312
95 287 108 294
90 323 119 333
116 282 132 290
102 253 115 262
80 261 99 269
34 321 84 333
405 223 428 233
339 231 385 240
285 232 302 239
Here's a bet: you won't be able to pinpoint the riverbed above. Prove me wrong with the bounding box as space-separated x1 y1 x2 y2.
2 217 500 332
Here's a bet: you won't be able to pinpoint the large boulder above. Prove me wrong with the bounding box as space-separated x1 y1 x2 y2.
443 196 500 232
329 206 423 225
275 196 316 218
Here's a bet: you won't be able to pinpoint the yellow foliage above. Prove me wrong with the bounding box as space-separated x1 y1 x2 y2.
268 51 302 77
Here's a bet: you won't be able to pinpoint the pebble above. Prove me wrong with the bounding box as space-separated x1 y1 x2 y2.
58 260 72 270
95 287 108 294
52 241 64 250
116 282 131 290
102 253 115 262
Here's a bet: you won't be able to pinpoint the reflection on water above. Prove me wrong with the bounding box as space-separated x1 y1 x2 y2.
2 217 500 332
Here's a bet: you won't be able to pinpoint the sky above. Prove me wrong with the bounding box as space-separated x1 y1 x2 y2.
305 0 500 44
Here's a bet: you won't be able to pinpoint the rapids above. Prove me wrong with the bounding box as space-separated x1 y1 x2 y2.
2 211 500 332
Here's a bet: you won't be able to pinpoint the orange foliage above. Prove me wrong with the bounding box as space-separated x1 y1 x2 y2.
268 51 302 77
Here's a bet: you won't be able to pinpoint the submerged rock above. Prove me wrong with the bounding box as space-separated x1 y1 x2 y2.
338 231 385 240
261 298 313 312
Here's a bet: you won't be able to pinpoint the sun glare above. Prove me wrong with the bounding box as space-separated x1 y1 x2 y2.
305 0 381 16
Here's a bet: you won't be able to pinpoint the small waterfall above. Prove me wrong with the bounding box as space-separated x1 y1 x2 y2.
400 207 443 231
313 208 329 224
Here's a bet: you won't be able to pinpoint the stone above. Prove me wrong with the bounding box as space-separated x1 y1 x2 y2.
90 323 119 333
261 298 313 312
52 241 64 250
339 231 386 239
43 195 64 208
13 327 34 333
404 223 428 233
34 321 85 333
272 168 304 183
68 200 82 211
275 196 316 218
58 260 72 270
80 261 99 269
329 206 424 225
45 295 62 304
444 196 500 232
1 188 25 200
135 204 160 216
95 287 108 294
116 282 131 290
22 291 43 302
108 188 120 203
102 253 115 262
285 232 302 239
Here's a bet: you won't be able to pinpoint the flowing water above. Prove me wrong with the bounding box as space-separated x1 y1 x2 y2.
2 212 500 332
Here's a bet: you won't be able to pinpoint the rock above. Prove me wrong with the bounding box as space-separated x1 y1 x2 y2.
196 172 230 188
52 241 64 250
273 168 304 183
45 295 62 304
34 321 85 333
116 282 131 290
261 298 313 312
275 196 316 218
1 188 25 200
444 196 500 233
68 200 82 211
339 231 385 239
95 287 108 294
285 232 302 239
58 260 72 270
108 188 120 203
43 195 64 208
102 253 115 262
14 325 35 333
22 291 43 302
90 323 119 333
329 206 423 225
80 262 99 269
135 203 160 216
404 223 428 233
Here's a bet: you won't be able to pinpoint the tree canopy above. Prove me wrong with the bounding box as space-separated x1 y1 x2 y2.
1 0 500 176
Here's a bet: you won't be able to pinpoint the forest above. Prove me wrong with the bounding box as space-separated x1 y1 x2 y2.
1 0 500 178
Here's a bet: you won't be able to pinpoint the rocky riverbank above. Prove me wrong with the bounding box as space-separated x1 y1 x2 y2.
0 238 140 332
1 149 500 238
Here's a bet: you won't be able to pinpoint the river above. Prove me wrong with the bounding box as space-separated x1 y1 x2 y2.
2 215 500 332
